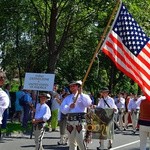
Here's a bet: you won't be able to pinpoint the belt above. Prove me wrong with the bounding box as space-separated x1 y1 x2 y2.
134 109 140 113
67 113 86 121
33 122 44 129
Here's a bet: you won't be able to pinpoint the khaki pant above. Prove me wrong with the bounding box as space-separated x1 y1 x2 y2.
118 109 125 130
99 120 114 149
67 120 86 150
124 112 129 128
34 125 45 150
131 110 139 130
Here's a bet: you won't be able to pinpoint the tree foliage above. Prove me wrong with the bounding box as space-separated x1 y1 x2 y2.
0 0 149 95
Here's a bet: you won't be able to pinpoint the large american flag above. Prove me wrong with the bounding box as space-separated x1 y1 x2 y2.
101 2 150 99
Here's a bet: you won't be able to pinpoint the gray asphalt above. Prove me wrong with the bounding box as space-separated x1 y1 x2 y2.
0 128 149 150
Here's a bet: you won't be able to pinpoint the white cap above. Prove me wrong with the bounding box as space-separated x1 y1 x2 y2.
69 80 82 86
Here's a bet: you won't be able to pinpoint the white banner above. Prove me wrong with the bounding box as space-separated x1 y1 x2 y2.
23 73 55 91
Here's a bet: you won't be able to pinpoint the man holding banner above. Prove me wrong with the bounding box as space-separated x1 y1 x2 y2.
97 87 118 150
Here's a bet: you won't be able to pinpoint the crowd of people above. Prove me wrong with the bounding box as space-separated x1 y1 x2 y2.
0 71 150 150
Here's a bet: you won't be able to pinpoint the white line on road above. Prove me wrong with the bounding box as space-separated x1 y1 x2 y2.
111 140 140 150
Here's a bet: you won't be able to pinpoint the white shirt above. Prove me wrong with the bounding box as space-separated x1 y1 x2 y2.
60 93 92 114
34 103 51 122
128 96 146 112
51 91 60 111
116 97 125 109
51 98 60 111
97 96 118 113
136 96 146 106
0 88 10 124
128 98 141 112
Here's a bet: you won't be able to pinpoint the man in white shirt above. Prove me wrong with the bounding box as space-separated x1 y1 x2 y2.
0 70 9 140
116 92 125 131
2 83 11 129
128 94 140 134
60 80 92 150
97 87 118 150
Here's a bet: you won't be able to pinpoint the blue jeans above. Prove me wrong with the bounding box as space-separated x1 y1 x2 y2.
1 109 8 129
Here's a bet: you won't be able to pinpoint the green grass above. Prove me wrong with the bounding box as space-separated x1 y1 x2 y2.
1 122 32 134
0 121 52 135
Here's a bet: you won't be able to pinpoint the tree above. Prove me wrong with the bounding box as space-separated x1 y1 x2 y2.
0 0 149 94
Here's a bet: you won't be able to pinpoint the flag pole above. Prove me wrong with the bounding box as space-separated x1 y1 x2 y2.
74 0 121 104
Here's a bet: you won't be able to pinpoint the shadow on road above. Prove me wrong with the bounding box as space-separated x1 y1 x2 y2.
21 144 69 150
21 144 95 150
43 136 59 140
44 144 69 149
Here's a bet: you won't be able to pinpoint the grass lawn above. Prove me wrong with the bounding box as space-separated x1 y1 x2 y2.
1 122 32 134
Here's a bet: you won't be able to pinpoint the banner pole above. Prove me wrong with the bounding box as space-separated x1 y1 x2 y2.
74 0 121 104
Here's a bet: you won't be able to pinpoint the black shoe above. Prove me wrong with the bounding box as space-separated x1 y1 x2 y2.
108 144 112 149
132 130 136 134
57 141 67 145
124 128 127 131
97 147 108 150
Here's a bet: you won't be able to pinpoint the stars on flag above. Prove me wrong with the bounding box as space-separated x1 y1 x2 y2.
113 4 149 56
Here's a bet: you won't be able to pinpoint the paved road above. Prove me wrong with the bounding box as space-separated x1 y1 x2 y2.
0 128 149 150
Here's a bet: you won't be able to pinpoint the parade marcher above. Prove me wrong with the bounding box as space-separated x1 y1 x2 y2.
138 96 150 150
0 71 9 137
2 83 11 129
128 94 140 134
50 83 60 131
97 87 118 150
60 80 92 150
12 86 24 122
57 87 70 145
22 90 33 128
116 92 125 131
32 92 51 150
124 93 131 130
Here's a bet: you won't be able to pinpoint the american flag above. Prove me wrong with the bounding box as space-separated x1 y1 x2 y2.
101 2 150 99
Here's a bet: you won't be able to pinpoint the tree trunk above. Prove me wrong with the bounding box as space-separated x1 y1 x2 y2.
47 53 58 73
46 1 58 73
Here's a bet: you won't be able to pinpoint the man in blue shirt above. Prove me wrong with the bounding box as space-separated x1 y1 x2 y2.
22 90 33 128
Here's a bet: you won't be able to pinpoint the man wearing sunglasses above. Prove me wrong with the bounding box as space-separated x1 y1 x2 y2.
0 70 9 135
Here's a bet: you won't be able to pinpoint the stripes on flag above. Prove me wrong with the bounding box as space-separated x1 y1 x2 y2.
101 2 150 99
